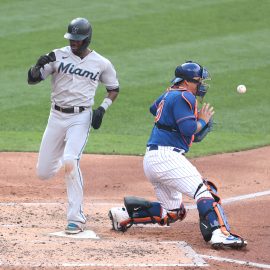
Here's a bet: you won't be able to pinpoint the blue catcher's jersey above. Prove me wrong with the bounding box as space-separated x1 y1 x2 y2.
147 89 198 152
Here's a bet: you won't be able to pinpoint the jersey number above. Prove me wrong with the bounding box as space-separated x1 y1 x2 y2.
155 100 164 123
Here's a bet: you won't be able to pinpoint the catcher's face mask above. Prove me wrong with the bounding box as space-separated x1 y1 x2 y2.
194 67 211 100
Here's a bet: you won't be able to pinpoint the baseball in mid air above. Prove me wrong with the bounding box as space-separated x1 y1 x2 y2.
237 84 247 94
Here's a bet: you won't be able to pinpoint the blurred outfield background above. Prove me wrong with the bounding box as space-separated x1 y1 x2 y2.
0 0 269 156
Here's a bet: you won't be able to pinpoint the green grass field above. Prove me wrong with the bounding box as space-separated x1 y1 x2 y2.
0 0 269 156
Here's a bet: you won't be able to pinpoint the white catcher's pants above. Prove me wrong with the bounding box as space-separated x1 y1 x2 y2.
143 146 211 217
37 107 92 225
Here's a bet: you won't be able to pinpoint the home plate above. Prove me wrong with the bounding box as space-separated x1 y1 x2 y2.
48 230 100 239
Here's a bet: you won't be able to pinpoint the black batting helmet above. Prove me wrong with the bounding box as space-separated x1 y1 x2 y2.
64 18 92 51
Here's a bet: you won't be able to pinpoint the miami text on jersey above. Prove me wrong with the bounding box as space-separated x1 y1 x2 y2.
58 62 100 81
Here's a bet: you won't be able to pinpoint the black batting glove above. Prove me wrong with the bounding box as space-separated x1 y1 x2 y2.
29 52 56 82
35 51 56 68
92 106 105 129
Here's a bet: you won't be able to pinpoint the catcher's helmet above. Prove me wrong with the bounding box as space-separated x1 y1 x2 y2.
171 61 210 98
64 18 92 51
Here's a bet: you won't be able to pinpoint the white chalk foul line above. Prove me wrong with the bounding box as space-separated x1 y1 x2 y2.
199 254 270 269
222 189 270 204
62 263 203 267
0 262 205 268
0 202 116 206
186 189 270 210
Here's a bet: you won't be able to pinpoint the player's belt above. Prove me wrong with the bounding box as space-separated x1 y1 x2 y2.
54 105 85 113
148 145 184 154
155 122 178 133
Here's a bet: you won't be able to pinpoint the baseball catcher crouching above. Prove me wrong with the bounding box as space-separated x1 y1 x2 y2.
109 61 247 250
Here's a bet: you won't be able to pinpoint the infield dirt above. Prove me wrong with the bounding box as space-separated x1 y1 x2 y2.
0 147 270 269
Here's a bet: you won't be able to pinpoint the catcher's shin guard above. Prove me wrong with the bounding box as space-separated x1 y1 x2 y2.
108 197 161 232
196 179 247 248
204 180 230 234
123 196 163 230
113 196 187 231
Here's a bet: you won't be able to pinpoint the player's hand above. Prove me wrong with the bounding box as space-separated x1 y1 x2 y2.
198 103 214 124
92 106 105 129
35 51 56 68
30 66 42 79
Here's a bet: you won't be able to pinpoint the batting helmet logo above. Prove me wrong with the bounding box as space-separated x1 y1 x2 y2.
71 26 79 34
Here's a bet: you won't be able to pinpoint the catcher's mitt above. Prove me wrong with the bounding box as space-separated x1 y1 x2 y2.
194 117 214 142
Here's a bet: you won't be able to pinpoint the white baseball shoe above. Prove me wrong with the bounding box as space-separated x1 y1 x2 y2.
108 207 130 231
210 229 247 249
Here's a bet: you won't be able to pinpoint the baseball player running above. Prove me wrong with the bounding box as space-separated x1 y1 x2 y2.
27 18 119 234
109 61 247 249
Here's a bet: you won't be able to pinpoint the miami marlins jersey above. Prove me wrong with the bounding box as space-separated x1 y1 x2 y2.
40 46 119 107
147 89 198 152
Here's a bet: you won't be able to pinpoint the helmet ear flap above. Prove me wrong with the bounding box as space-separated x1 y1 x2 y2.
81 37 91 51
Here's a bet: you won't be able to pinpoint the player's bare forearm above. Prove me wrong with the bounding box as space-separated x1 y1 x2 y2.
92 90 119 129
106 90 119 102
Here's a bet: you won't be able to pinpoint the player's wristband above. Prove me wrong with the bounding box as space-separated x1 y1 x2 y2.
198 119 206 129
100 98 113 111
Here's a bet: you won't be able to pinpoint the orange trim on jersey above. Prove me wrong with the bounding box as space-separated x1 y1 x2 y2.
155 99 165 123
179 92 198 147
194 99 198 118
158 87 198 149
190 99 198 146
181 92 193 111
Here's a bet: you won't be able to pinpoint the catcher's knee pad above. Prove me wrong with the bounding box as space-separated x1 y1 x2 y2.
122 196 186 230
161 203 187 226
196 179 230 242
